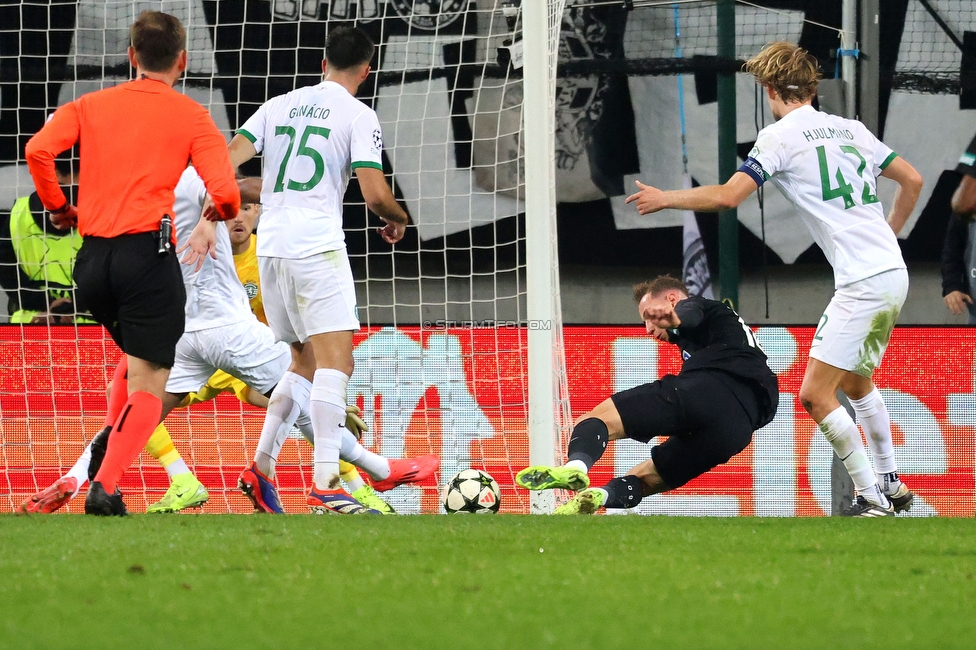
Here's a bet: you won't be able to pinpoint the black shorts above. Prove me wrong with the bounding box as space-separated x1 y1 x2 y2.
74 233 185 368
611 370 760 489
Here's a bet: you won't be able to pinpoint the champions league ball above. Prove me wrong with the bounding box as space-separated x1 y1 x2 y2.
443 469 501 514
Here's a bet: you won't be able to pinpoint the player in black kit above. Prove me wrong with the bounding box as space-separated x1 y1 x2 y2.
516 275 778 514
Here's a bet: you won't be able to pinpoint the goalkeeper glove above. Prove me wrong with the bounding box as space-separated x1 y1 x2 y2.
345 405 368 440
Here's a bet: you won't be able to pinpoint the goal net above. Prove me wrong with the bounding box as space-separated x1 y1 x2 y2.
0 0 571 514
8 2 972 517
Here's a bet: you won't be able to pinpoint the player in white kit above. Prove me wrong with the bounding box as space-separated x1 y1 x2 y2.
221 26 420 515
624 42 924 517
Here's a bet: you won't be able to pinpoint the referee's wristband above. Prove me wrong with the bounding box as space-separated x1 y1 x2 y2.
50 202 71 214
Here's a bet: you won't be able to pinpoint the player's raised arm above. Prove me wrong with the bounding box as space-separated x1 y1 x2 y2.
181 177 260 271
356 166 408 244
178 200 218 272
625 171 759 215
228 133 258 170
880 155 923 236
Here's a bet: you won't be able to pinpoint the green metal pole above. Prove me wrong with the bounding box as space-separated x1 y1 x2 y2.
716 0 738 306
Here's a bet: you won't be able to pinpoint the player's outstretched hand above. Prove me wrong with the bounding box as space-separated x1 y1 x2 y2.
345 405 368 441
49 204 78 230
625 180 666 215
377 218 406 244
177 219 218 273
944 290 974 315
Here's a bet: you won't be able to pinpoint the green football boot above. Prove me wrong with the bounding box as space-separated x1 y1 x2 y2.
515 465 590 492
553 488 606 515
351 484 397 515
147 473 209 513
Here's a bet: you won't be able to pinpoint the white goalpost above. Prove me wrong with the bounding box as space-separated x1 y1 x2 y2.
524 0 570 514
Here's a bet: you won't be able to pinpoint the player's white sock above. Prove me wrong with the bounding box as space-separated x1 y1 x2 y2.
255 371 311 477
344 474 367 493
310 368 347 491
295 412 314 447
340 429 391 480
819 406 885 506
565 459 588 474
849 388 901 492
166 459 191 480
293 415 392 481
63 441 93 490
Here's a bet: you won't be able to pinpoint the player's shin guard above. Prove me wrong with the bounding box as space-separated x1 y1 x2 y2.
104 358 129 428
94 391 163 493
254 371 310 476
849 388 898 476
819 406 885 506
144 424 189 479
310 369 348 491
63 440 94 489
295 413 392 480
602 475 644 509
566 418 610 471
340 429 391 480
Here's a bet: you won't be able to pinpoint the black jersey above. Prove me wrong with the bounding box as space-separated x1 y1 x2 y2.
668 296 779 427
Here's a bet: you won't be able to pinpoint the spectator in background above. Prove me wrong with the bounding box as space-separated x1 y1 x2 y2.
0 150 92 324
941 135 976 323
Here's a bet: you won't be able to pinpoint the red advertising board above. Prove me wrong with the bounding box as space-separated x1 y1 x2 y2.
1 325 973 515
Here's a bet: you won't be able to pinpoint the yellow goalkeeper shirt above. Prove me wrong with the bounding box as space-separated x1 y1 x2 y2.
180 369 251 407
234 234 265 325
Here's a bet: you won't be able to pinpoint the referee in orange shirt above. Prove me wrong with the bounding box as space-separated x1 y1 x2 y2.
25 10 240 515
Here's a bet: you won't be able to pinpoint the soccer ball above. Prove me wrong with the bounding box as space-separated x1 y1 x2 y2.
442 469 501 514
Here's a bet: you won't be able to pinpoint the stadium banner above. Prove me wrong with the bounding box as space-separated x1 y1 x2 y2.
1 325 974 516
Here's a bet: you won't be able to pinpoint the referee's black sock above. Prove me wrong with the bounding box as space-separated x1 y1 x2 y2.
602 475 644 509
566 417 609 470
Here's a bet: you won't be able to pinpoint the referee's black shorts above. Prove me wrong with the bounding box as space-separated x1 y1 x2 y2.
611 370 761 490
74 233 185 368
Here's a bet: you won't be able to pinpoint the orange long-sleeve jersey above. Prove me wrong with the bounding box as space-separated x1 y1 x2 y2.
25 77 239 238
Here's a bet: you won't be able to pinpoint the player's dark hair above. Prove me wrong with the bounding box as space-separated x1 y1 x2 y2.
325 26 375 71
633 275 689 302
129 10 186 72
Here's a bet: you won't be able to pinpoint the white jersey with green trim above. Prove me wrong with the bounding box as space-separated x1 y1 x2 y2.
746 105 905 288
238 80 383 259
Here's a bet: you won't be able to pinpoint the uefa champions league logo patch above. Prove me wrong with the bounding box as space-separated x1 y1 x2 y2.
372 129 383 150
391 0 467 30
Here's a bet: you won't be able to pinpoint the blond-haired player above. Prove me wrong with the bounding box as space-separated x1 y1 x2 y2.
625 41 924 517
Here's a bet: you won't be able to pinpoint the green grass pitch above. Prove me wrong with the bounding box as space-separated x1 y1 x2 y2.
2 515 975 649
